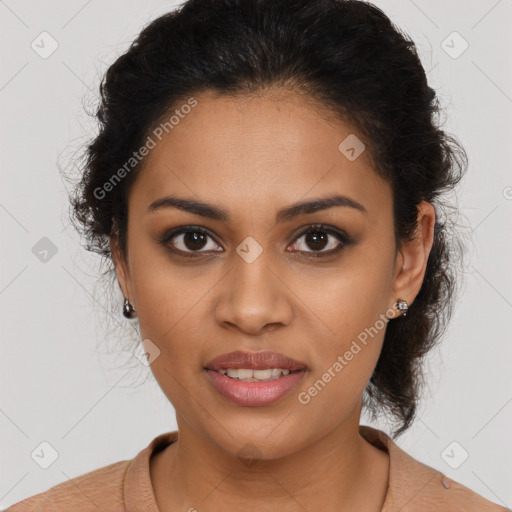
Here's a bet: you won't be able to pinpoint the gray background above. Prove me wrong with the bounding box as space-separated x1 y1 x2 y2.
1 0 511 508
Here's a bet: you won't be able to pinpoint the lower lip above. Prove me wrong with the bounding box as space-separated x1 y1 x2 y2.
206 369 306 406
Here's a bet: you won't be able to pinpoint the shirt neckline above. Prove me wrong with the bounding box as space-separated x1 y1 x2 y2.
123 425 414 511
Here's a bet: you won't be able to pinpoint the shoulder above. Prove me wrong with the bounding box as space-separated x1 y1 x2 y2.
398 464 510 512
390 443 510 511
360 425 510 512
402 471 510 512
7 459 130 512
6 431 178 512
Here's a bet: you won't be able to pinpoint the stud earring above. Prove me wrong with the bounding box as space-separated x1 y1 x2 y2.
123 297 136 318
395 299 409 317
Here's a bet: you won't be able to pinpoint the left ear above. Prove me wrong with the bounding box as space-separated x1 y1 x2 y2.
389 201 436 315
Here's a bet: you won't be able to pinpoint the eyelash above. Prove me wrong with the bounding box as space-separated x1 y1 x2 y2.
158 223 352 259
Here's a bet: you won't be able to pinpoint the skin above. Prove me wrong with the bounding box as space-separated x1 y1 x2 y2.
111 89 435 512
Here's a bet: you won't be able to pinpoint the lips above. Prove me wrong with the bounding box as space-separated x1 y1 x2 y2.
204 350 308 406
205 350 308 372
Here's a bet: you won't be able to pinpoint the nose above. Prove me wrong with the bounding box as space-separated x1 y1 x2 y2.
213 251 294 335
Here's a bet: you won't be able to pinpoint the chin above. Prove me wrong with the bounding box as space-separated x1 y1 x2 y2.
200 415 311 461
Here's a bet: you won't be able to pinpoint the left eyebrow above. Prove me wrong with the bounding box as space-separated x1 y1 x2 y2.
146 193 367 222
275 194 367 222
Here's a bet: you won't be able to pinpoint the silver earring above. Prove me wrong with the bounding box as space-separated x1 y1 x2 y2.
395 299 408 317
123 297 136 318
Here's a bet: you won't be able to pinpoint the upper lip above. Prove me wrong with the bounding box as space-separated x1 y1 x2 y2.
205 351 307 372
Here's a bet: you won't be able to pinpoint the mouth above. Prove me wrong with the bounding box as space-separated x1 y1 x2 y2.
204 351 308 406
216 367 302 382
205 350 308 372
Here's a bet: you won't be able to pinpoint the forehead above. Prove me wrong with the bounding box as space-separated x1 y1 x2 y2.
128 90 391 219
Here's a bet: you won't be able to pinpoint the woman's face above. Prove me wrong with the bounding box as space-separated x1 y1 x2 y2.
112 89 431 458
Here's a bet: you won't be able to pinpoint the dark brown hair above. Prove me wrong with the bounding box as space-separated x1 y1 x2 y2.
67 0 468 437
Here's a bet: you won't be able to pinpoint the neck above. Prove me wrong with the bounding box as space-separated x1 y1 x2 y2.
151 410 389 512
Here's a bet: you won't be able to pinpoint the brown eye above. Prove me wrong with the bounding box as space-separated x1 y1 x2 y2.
303 231 329 251
289 224 350 256
181 231 208 251
161 226 223 255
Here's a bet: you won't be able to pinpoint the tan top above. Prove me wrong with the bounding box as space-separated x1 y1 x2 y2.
8 425 509 511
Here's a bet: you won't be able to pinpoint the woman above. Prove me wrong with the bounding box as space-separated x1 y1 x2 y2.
8 0 508 510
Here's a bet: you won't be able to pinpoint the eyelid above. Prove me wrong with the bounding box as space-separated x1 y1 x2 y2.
287 223 350 256
159 223 351 257
160 225 223 252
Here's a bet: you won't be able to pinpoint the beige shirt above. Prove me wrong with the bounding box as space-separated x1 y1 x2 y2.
8 425 509 511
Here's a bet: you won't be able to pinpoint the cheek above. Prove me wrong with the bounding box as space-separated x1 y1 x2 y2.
302 243 395 402
126 234 203 337
133 277 205 356
316 249 395 335
299 297 390 429
129 259 215 376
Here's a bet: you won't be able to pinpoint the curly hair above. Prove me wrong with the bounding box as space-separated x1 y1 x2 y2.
67 0 468 437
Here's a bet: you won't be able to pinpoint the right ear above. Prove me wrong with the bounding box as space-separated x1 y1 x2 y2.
110 225 133 303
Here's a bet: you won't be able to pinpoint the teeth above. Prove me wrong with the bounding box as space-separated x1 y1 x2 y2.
218 368 291 381
228 368 253 380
